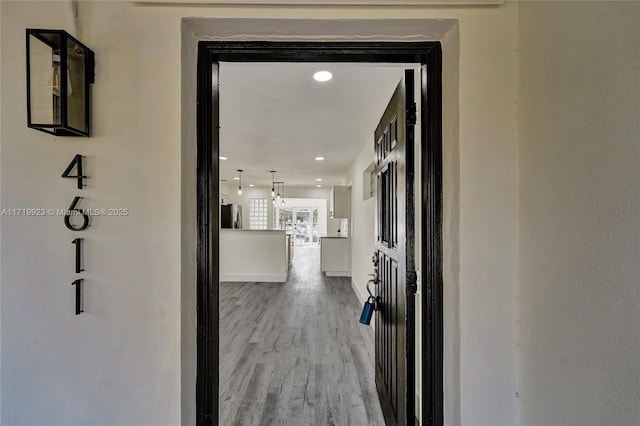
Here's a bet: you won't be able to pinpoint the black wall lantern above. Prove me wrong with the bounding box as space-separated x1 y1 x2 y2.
26 29 95 137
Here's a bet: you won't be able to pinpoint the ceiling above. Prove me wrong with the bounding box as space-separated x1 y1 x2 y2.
219 62 411 188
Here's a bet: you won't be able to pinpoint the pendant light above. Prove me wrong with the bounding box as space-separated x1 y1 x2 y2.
237 169 243 195
281 182 286 206
270 171 276 197
276 181 281 200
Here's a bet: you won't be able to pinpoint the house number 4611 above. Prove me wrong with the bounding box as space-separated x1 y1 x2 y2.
62 154 90 315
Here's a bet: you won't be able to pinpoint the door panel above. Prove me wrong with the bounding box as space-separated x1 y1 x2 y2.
374 69 416 426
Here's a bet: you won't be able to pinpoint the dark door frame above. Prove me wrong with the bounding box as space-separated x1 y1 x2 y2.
195 41 443 426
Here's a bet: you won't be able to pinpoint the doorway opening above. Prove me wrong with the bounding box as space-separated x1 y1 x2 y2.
196 42 443 426
276 205 320 246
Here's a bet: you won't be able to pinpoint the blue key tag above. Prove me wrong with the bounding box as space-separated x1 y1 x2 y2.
359 296 377 325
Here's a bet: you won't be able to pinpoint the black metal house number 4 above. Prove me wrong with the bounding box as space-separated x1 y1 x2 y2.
62 154 89 315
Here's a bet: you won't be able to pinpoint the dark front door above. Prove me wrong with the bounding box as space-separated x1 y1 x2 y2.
374 69 416 426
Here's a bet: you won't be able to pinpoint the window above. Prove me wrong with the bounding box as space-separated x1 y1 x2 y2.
363 161 376 200
249 198 268 229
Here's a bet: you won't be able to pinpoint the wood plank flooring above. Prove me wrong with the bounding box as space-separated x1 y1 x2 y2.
220 245 385 426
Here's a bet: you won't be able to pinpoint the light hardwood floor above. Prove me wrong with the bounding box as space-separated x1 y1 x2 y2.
220 245 385 426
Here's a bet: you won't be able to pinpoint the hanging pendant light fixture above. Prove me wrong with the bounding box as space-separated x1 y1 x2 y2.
237 169 243 195
276 181 281 200
281 182 286 206
270 171 276 198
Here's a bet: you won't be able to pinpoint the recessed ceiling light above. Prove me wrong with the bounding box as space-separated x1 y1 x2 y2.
315 156 325 161
249 184 255 187
316 184 322 188
313 71 332 82
233 177 240 180
219 156 228 160
316 178 323 182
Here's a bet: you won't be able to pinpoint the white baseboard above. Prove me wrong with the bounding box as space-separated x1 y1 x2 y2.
351 279 368 305
325 271 350 277
220 273 287 283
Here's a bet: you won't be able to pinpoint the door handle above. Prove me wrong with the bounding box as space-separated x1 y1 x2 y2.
368 272 379 284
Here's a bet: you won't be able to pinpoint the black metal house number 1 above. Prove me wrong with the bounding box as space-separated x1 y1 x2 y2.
62 154 89 315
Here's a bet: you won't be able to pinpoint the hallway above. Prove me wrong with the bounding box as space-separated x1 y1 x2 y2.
220 245 384 425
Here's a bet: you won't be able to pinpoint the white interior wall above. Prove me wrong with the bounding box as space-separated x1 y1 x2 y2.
348 138 376 306
518 2 640 424
0 2 519 425
220 180 230 203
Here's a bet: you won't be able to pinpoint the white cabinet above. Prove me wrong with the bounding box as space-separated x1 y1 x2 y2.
329 186 350 219
321 237 350 277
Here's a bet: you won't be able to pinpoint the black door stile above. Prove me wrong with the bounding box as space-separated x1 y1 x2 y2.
195 41 443 426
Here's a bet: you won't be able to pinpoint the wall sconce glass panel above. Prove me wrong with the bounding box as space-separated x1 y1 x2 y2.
26 29 95 137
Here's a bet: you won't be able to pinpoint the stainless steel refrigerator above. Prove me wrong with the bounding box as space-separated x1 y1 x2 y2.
220 204 242 229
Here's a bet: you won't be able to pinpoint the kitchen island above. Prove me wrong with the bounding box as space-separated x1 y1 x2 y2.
220 229 291 282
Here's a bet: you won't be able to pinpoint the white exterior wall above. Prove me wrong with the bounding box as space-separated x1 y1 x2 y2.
518 2 640 424
1 2 520 425
1 2 183 425
0 2 3 419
